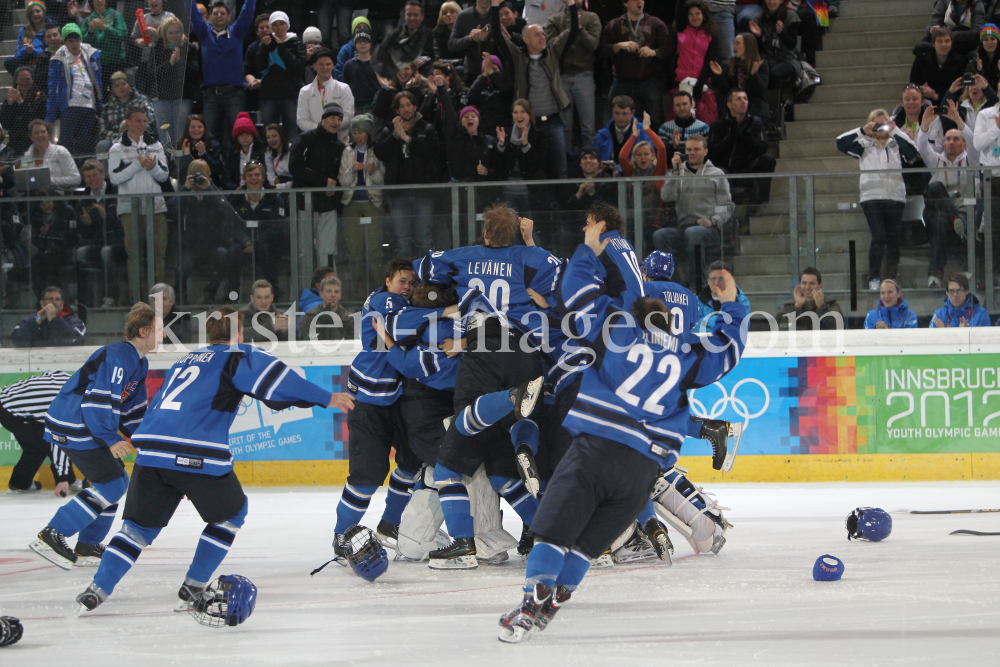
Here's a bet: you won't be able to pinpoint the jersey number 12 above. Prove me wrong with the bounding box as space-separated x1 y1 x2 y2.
160 367 201 411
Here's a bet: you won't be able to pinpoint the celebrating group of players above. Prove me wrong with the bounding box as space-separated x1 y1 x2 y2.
24 200 748 639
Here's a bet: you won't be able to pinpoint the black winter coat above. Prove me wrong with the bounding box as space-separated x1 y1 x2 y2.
255 35 306 101
497 123 549 181
439 88 496 181
374 115 444 187
432 22 464 67
708 115 769 172
467 70 513 139
910 50 968 103
224 142 266 191
713 60 771 122
290 124 347 213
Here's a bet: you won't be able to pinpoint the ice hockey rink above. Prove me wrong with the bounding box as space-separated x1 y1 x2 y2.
2 482 999 666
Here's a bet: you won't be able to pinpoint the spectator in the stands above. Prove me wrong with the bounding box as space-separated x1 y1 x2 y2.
290 103 347 268
240 279 289 343
936 73 996 150
177 114 224 188
419 62 468 138
138 17 196 142
131 0 176 54
335 16 374 82
595 95 652 173
299 47 355 145
775 267 843 331
263 123 292 189
669 0 721 126
893 84 930 140
449 0 497 85
46 23 103 158
375 0 435 79
495 98 550 219
975 23 1000 90
0 67 48 156
709 88 776 205
231 161 286 292
97 71 157 153
931 273 991 327
28 189 78 291
433 1 465 68
712 32 769 122
30 25 62 96
546 0 601 150
500 2 528 44
564 145 615 211
21 119 80 192
109 105 169 300
653 133 733 288
299 275 355 342
910 26 968 105
255 10 306 141
297 265 337 319
338 113 387 300
695 260 751 329
659 90 711 159
619 112 667 232
150 282 191 344
467 53 512 139
342 30 379 112
973 74 1000 252
5 1 55 77
439 88 497 183
243 13 271 113
744 0 801 90
791 0 823 66
488 0 578 180
79 0 126 96
190 0 258 152
599 0 672 130
224 112 264 190
374 91 442 258
836 110 919 292
925 0 984 56
301 27 323 85
372 59 429 123
917 103 978 288
864 279 918 329
11 286 86 347
76 159 124 308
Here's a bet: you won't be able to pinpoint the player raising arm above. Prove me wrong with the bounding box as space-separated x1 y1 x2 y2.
75 307 354 613
498 225 747 643
30 303 161 570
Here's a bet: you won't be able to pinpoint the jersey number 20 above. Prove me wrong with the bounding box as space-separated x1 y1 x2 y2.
615 344 681 416
468 278 510 311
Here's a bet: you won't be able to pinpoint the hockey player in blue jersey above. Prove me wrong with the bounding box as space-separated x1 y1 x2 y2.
29 303 161 570
75 307 355 612
497 225 748 642
414 203 558 569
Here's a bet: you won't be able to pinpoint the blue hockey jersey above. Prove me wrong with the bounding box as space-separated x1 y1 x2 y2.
132 344 333 476
413 244 562 336
599 231 644 311
44 342 149 451
558 245 747 470
643 280 699 333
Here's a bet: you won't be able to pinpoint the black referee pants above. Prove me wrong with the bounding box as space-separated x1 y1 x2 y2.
1 404 76 490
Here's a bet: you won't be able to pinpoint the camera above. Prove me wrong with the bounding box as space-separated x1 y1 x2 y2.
872 123 889 133
192 173 208 186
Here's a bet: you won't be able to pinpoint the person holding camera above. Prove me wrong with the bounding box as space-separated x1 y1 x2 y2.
836 109 920 292
76 159 124 308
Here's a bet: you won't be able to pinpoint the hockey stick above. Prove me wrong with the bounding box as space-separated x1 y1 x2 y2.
909 509 1000 515
950 530 1000 536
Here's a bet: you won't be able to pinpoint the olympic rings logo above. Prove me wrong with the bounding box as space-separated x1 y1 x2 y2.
688 378 771 426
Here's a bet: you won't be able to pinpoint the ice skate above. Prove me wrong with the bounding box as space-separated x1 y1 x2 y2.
174 581 206 612
613 526 657 563
535 585 571 631
518 525 534 561
515 443 541 497
428 537 478 569
498 583 550 643
6 481 42 494
30 526 78 570
642 517 674 565
376 520 399 549
512 375 543 420
590 550 614 569
479 550 509 565
693 416 743 472
76 583 107 613
74 541 106 566
333 532 350 565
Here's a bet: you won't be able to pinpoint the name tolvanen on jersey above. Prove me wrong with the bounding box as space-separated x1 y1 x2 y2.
659 291 689 306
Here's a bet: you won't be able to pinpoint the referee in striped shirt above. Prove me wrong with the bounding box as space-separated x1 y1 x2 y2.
2 371 77 495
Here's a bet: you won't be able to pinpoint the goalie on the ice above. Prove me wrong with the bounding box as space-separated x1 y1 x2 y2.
498 225 748 643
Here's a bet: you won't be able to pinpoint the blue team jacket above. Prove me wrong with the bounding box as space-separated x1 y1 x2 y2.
929 295 991 327
132 343 332 476
558 244 747 470
864 299 918 329
44 342 149 451
190 0 257 89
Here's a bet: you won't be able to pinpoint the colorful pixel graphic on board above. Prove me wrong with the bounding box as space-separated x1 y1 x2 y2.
781 357 876 455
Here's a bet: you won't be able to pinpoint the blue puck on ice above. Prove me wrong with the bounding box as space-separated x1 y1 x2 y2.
813 555 844 581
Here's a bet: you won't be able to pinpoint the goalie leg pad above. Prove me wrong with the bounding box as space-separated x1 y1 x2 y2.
651 467 729 554
467 465 518 560
396 485 445 561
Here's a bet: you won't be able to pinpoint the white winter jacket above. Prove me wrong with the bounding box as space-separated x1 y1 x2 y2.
297 77 355 144
107 130 169 214
973 104 1000 172
836 127 919 203
338 143 386 207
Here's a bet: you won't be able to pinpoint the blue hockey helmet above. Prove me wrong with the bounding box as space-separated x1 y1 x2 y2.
343 524 389 582
188 574 258 627
846 507 892 542
642 251 675 280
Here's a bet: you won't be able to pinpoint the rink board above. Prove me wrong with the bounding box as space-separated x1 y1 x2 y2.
4 329 1000 484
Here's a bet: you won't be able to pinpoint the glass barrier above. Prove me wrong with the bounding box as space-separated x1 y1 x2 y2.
2 166 999 346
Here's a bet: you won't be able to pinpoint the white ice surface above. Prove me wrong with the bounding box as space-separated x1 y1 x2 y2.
2 482 1000 666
